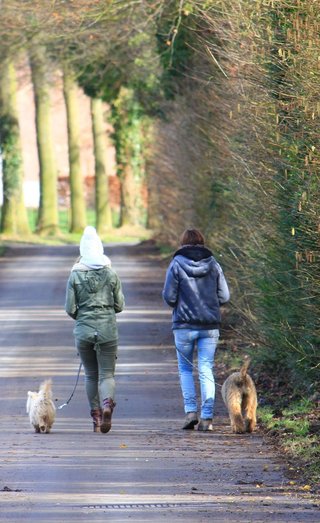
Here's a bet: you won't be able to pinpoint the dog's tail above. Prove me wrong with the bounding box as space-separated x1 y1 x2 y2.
40 379 53 399
239 358 251 380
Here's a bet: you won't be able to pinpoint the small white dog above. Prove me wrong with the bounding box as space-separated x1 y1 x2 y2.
26 379 56 433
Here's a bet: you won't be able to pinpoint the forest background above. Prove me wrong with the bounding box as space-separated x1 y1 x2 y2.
0 1 319 486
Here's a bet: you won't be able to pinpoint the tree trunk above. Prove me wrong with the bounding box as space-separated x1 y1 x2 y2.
0 59 30 235
63 69 86 233
90 97 112 235
30 47 59 236
112 87 146 228
120 159 139 226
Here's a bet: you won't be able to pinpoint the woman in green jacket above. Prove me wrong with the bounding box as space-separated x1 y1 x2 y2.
65 226 125 433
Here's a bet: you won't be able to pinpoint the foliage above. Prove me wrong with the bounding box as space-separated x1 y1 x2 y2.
260 403 311 437
155 4 198 99
0 114 21 195
64 3 163 111
259 401 320 485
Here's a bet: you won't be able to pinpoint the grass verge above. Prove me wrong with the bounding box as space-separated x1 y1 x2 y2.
0 208 152 251
259 400 320 492
0 224 152 251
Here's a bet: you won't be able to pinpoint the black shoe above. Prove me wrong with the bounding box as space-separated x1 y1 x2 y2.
182 412 198 430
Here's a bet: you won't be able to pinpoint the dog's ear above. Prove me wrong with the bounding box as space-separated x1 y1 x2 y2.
26 394 32 413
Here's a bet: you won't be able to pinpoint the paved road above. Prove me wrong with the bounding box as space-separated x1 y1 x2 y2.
0 243 318 522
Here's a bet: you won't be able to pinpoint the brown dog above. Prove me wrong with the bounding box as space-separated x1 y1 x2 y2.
221 359 257 434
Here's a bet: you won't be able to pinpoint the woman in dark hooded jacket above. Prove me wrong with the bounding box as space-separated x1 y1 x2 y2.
162 229 230 431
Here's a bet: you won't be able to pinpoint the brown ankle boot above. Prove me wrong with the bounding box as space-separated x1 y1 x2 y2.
101 398 116 434
90 408 102 433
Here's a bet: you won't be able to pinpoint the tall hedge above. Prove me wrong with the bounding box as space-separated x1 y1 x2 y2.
149 0 320 395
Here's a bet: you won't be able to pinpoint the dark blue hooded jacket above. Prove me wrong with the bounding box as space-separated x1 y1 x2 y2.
162 245 230 330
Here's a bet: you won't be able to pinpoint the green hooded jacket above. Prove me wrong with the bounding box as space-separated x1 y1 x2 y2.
65 264 125 343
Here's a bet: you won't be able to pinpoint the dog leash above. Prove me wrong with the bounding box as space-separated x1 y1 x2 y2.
57 350 217 410
57 362 82 410
175 346 222 388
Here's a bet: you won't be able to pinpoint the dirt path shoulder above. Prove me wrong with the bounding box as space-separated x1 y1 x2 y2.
0 242 319 522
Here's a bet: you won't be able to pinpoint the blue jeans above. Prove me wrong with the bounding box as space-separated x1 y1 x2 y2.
173 329 219 419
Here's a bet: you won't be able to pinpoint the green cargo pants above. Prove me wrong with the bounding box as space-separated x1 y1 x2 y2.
76 338 118 410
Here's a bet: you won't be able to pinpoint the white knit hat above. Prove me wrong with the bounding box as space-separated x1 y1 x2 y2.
79 226 110 268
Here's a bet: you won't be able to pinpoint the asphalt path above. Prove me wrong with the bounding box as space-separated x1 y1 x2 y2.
0 243 318 522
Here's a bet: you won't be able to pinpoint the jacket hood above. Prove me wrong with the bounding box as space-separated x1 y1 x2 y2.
173 245 216 278
74 268 110 294
174 245 213 261
72 255 111 271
